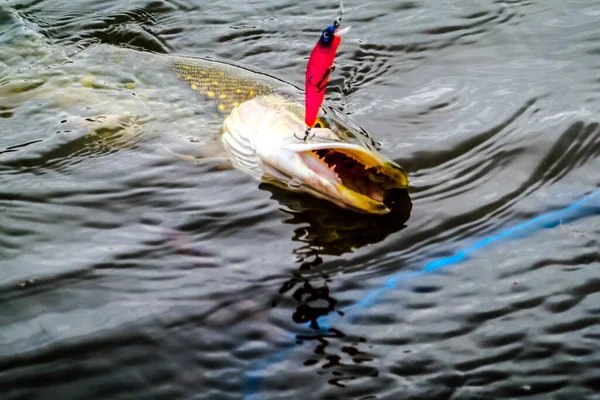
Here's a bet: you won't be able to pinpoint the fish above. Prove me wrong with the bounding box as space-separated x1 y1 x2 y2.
170 54 408 215
2 39 408 215
304 21 350 130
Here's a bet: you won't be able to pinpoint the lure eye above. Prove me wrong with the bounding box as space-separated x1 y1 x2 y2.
320 26 335 45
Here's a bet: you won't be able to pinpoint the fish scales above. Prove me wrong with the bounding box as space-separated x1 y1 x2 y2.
171 59 273 115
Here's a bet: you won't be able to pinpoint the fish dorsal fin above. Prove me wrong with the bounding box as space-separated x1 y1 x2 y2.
169 56 275 116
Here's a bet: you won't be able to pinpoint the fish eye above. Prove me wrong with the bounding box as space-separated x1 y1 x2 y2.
314 117 329 128
322 31 330 39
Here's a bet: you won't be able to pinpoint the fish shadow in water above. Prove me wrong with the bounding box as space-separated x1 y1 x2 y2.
259 183 413 261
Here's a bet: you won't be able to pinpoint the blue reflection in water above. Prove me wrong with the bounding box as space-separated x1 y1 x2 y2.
244 189 600 399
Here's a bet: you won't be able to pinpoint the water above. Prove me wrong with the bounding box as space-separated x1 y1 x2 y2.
1 0 599 399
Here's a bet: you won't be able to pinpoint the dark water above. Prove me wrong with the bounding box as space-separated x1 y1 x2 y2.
1 0 600 398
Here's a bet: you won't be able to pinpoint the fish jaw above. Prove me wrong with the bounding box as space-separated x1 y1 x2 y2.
272 139 408 214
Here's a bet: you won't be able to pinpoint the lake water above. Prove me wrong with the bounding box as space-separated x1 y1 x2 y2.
1 0 599 399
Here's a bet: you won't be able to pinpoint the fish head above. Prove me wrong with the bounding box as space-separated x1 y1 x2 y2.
221 95 408 215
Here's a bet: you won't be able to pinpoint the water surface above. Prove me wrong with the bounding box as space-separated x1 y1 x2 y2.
1 0 599 399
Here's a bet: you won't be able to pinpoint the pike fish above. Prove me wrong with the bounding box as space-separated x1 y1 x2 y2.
170 54 408 215
3 40 408 214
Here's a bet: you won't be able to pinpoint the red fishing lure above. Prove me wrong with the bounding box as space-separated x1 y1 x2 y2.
304 21 350 131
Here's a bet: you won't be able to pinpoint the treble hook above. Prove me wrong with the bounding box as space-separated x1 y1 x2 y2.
294 127 316 141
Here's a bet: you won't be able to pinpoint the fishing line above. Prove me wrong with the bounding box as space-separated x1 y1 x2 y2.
335 0 344 27
243 188 600 399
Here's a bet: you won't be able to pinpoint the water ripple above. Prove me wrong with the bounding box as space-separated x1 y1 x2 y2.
2 0 600 399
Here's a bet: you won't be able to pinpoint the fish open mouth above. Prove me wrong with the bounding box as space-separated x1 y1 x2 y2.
312 149 392 201
296 145 408 214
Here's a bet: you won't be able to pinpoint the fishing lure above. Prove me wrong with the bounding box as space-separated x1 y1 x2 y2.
299 3 349 140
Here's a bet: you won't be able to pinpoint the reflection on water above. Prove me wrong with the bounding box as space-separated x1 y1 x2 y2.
266 186 412 327
1 0 600 399
266 185 412 260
